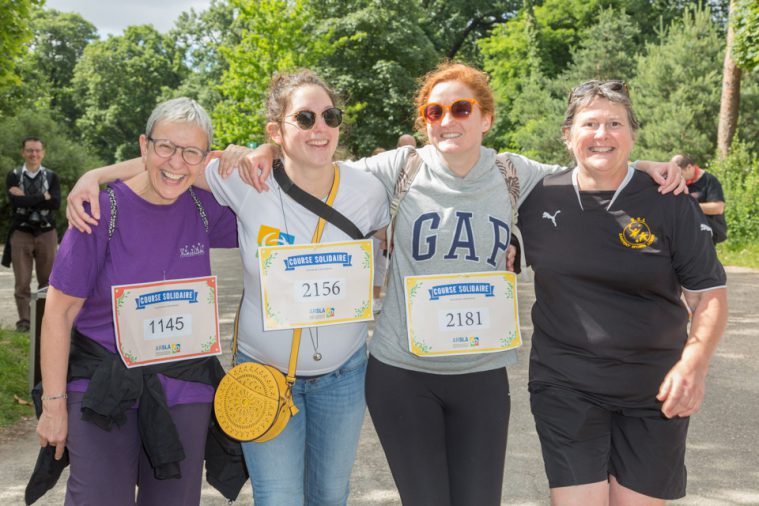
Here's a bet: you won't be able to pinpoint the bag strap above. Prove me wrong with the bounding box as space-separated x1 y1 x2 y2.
106 186 118 239
386 149 422 256
188 187 209 233
273 159 366 240
232 165 342 386
495 154 524 272
495 154 520 224
105 185 209 239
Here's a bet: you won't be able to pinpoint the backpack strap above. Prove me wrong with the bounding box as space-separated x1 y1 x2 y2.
495 153 524 273
106 186 117 240
188 187 209 233
105 185 209 240
386 148 422 256
495 154 520 224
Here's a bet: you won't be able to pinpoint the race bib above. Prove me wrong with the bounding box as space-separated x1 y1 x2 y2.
404 271 521 356
112 276 221 368
258 239 374 330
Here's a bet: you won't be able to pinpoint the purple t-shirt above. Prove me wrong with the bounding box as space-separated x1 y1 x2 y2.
50 180 238 406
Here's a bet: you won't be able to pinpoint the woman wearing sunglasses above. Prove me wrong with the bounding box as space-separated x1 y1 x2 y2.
210 63 683 505
62 70 389 506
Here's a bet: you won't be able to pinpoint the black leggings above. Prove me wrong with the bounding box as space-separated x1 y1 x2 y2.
365 355 511 506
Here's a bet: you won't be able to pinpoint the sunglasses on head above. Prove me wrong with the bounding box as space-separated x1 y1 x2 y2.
419 98 479 123
568 80 629 103
285 107 343 130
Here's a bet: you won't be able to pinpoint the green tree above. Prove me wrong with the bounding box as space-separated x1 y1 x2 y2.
717 0 759 156
0 0 43 113
559 9 639 85
168 0 239 108
71 25 186 163
417 0 520 62
733 0 759 68
314 0 438 155
213 0 335 147
632 6 723 163
481 0 708 153
25 9 98 127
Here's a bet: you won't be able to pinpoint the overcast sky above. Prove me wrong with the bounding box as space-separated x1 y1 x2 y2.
45 0 213 36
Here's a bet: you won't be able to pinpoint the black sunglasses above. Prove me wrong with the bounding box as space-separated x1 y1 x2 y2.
285 107 343 130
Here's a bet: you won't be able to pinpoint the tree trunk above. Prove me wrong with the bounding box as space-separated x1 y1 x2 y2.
717 0 742 159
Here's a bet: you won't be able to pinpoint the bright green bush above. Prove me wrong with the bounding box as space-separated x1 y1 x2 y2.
710 141 759 245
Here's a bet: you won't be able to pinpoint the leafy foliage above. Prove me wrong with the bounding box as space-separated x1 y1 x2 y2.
168 0 239 109
710 139 759 243
0 0 44 113
25 9 98 127
631 6 724 163
71 25 186 163
314 0 438 155
213 0 335 147
417 0 520 62
733 0 759 70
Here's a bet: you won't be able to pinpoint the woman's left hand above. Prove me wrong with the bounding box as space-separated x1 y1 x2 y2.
657 357 708 418
211 144 271 191
648 160 687 195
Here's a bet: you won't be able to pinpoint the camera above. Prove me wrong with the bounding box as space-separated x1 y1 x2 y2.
27 211 43 224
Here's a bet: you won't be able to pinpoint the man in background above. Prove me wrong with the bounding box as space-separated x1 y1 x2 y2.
671 154 727 245
397 134 417 148
2 137 61 332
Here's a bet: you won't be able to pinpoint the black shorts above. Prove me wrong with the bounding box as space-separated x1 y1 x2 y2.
529 383 689 500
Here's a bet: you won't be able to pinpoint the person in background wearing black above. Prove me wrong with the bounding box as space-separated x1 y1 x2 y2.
3 137 60 332
672 154 727 244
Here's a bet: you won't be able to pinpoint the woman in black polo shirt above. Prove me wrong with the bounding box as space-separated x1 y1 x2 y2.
518 81 728 504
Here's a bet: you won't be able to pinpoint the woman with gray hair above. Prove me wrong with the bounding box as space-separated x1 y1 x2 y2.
518 81 728 504
34 97 238 505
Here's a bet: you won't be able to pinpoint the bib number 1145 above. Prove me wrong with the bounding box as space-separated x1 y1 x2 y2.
143 314 192 340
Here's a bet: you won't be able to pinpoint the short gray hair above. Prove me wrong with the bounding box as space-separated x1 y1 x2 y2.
562 80 640 133
145 97 213 149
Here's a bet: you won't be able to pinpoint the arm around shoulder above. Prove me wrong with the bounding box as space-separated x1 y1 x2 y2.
67 158 144 234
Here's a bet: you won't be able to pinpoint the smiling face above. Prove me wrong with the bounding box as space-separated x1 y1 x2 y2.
22 140 45 172
267 84 339 172
138 120 208 205
564 97 635 181
424 80 492 171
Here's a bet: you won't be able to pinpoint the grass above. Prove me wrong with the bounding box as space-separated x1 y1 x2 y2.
718 240 759 270
0 328 34 427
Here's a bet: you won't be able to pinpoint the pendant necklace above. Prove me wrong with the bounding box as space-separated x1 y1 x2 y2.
308 328 321 361
277 170 322 362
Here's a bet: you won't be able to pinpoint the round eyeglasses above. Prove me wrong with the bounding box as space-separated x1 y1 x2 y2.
148 137 208 165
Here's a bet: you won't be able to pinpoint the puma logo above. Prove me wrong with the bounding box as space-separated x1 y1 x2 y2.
542 210 561 228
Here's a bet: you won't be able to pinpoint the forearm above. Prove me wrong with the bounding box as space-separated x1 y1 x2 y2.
9 193 44 208
40 288 84 396
700 201 725 215
681 288 728 369
89 158 145 185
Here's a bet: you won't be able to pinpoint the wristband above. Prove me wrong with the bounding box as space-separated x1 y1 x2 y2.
41 392 68 401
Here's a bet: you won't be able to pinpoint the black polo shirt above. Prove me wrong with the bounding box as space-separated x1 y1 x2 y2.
519 168 726 408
